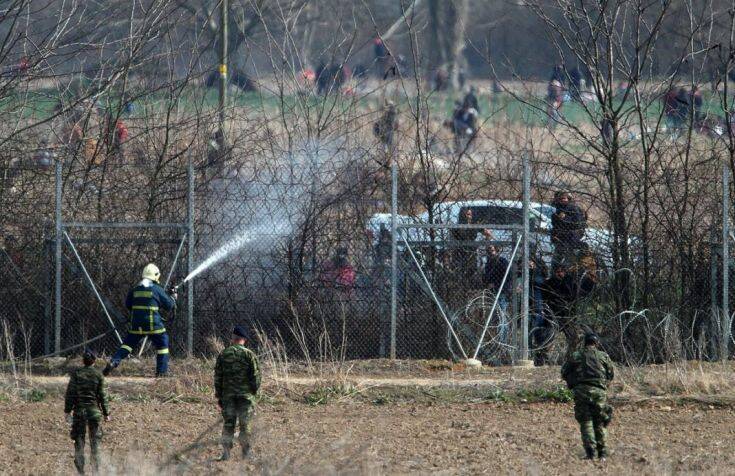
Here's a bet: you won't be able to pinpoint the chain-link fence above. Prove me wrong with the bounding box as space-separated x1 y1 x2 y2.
0 156 733 364
192 147 388 360
379 171 734 365
0 83 734 365
3 0 735 370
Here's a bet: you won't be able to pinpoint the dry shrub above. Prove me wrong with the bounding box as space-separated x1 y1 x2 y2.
254 303 361 403
206 335 225 354
0 319 34 400
617 361 735 398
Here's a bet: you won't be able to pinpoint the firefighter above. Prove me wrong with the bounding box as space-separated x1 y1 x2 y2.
104 264 177 377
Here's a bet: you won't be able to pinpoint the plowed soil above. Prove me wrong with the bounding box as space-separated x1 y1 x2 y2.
2 369 734 475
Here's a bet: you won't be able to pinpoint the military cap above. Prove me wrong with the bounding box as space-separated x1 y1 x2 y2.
82 348 97 361
584 332 600 345
233 325 250 340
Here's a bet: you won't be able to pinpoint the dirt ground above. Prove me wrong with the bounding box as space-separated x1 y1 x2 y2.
2 361 735 475
2 396 734 475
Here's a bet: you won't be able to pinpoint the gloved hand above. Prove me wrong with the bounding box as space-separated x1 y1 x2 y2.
65 413 73 425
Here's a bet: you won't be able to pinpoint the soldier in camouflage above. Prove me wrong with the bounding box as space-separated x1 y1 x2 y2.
561 332 614 460
64 349 110 474
214 325 261 461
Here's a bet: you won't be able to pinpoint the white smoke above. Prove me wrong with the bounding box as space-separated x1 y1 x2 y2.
183 140 344 285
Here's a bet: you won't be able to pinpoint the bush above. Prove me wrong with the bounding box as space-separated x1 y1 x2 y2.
25 388 46 402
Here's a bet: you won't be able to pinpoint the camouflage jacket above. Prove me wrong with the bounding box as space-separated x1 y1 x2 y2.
214 344 261 402
561 347 614 390
64 366 110 415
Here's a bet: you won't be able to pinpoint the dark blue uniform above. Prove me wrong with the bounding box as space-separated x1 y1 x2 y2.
109 279 175 375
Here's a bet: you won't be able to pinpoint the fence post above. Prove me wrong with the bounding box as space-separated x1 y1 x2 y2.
520 152 531 364
710 228 720 359
390 162 398 359
219 0 228 133
186 157 195 356
722 164 730 361
54 159 62 354
43 237 51 355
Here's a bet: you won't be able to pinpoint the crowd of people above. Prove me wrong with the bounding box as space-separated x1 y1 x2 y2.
658 84 733 138
100 265 255 466
297 36 408 97
660 83 735 139
545 64 600 127
662 85 703 133
373 85 482 156
441 192 596 366
2 97 134 174
544 63 735 140
27 97 131 171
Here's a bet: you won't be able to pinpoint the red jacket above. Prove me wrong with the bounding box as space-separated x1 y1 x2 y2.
115 120 128 143
320 260 356 290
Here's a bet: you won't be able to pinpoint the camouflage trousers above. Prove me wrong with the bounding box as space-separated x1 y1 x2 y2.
70 407 103 474
221 396 254 451
572 385 609 453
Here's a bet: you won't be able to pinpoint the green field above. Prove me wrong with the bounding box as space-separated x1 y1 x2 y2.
1 82 730 129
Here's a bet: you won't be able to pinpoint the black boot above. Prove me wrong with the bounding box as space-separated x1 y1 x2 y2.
584 446 595 460
74 455 85 474
74 441 85 474
241 443 251 458
597 446 608 460
218 447 230 461
91 448 100 472
102 362 115 376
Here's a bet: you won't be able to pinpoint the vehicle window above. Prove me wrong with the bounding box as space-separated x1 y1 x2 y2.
465 206 522 225
459 205 538 229
534 205 554 219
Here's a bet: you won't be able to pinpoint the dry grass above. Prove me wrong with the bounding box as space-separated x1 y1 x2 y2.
616 361 735 400
254 305 362 405
6 352 735 406
4 307 735 407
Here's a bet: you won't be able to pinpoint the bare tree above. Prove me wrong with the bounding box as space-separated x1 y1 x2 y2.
427 0 468 89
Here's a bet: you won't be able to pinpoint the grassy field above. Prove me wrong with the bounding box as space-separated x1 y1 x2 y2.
2 79 731 129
